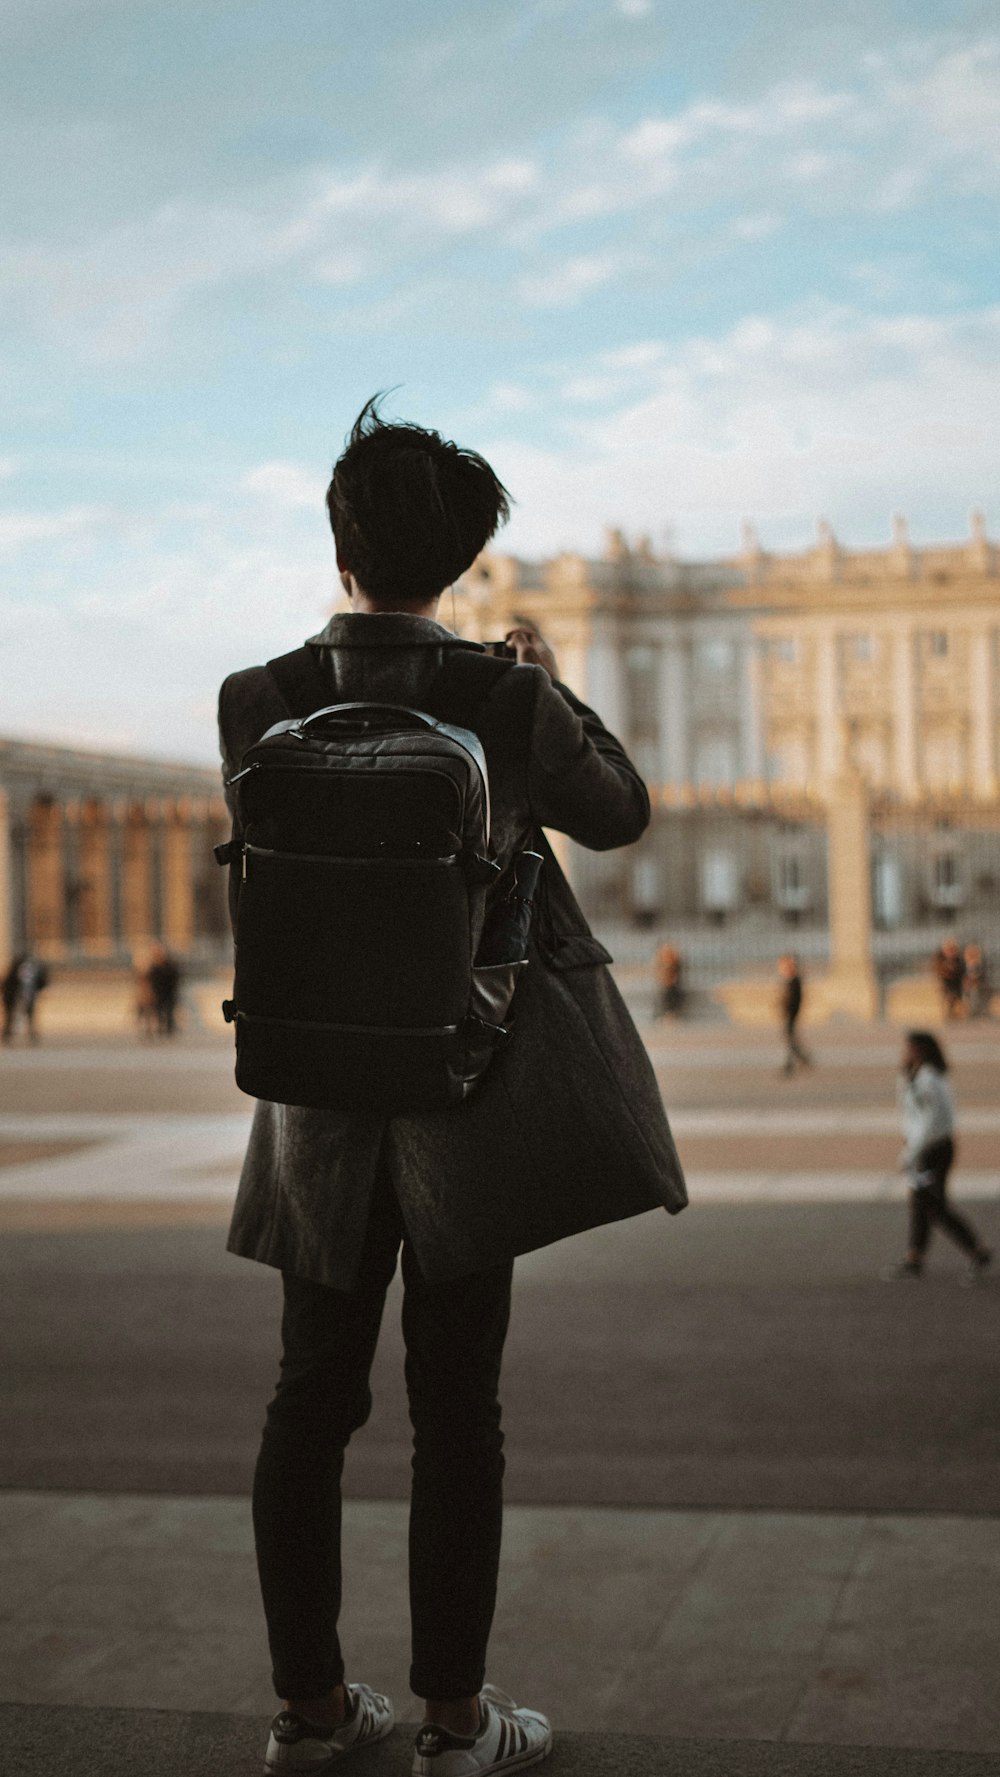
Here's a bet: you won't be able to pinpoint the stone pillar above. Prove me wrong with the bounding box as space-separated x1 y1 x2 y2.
969 629 997 800
893 628 919 799
815 628 840 784
740 637 764 781
108 803 127 952
659 630 690 786
122 804 154 955
27 798 66 957
163 801 194 952
62 801 83 952
586 622 626 739
0 791 12 968
79 801 114 956
824 771 879 1019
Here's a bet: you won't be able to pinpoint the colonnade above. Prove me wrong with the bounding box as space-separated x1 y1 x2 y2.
0 769 231 966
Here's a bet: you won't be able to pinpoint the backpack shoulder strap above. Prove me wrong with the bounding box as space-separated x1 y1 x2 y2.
266 645 332 719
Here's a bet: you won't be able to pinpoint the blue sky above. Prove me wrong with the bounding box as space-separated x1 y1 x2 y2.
2 0 999 758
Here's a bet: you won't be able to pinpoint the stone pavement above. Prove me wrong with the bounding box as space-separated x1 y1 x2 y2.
4 1491 1000 1768
8 1706 999 1777
2 1019 999 1775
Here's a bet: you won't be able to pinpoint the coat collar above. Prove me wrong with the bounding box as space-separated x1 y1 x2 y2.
307 612 484 651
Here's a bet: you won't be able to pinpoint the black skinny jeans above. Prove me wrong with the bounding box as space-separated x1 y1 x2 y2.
908 1137 979 1258
252 1173 513 1703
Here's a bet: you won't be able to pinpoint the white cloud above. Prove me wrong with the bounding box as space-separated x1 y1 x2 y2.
2 36 997 360
0 505 108 552
615 0 653 17
485 303 1000 557
519 251 625 307
488 382 539 413
241 462 324 510
731 211 784 241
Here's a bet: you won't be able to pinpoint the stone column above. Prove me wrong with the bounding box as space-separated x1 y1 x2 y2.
739 637 765 781
79 801 114 956
163 801 194 952
122 803 154 955
824 769 879 1019
62 801 83 952
0 791 12 967
969 629 997 800
108 803 126 952
815 627 840 785
27 798 65 956
892 628 919 799
659 630 690 786
586 621 626 739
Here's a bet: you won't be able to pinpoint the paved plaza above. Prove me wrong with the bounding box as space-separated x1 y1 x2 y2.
2 1003 999 1774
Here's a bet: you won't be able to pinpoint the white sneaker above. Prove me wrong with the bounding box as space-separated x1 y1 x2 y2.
412 1685 551 1776
264 1683 395 1771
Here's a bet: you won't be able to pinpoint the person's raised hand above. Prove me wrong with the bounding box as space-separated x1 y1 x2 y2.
505 624 559 681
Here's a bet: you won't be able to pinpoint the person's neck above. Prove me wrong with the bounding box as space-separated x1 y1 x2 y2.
343 573 441 621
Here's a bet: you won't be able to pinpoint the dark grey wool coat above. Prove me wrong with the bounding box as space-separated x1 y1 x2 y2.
218 612 686 1288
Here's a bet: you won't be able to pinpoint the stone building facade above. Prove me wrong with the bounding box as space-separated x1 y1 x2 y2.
0 738 230 971
4 515 998 988
453 514 1000 968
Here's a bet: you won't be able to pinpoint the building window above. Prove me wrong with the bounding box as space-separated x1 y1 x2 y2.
767 637 797 663
873 854 902 929
701 849 738 919
930 849 964 909
841 633 875 664
773 849 812 915
694 737 737 786
696 637 734 674
631 856 661 926
927 631 949 659
625 644 659 736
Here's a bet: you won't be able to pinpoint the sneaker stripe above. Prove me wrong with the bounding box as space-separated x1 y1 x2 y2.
496 1716 508 1761
515 1723 527 1754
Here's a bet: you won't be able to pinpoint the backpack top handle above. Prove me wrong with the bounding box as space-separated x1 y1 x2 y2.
276 701 492 846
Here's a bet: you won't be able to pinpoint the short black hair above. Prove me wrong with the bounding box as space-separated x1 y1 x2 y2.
326 395 511 605
906 1030 948 1073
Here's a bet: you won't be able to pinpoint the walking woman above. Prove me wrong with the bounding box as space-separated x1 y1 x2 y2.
884 1030 992 1283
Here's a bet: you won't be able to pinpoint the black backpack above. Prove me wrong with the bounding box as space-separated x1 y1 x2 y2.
216 646 541 1113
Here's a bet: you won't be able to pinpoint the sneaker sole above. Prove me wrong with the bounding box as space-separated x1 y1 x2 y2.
266 1715 394 1773
413 1732 552 1777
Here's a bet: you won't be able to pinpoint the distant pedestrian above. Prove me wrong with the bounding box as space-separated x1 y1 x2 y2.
2 952 49 1045
147 944 181 1037
777 953 811 1075
134 955 157 1038
933 937 965 1020
655 943 684 1019
882 1030 991 1284
962 943 989 1020
1 955 23 1044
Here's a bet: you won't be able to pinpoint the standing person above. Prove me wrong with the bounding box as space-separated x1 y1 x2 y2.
219 398 687 1777
883 1030 991 1283
933 937 965 1019
4 953 49 1045
962 943 989 1019
2 954 26 1044
135 953 157 1038
777 953 811 1075
148 944 181 1037
654 943 684 1019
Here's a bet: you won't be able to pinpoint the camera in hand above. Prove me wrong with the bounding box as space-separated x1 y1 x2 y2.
483 640 517 660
